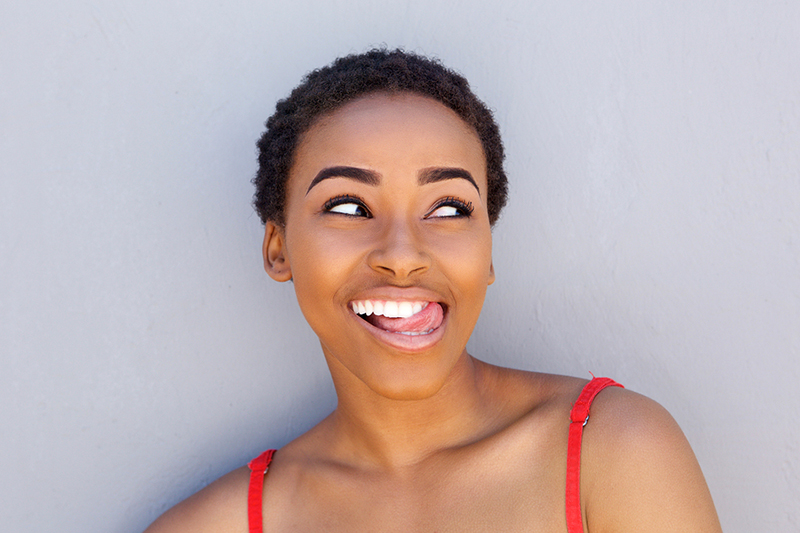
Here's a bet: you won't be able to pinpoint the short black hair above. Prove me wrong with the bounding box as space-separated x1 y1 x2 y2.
253 48 508 226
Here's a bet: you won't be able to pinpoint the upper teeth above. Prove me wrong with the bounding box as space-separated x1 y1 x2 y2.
351 300 427 318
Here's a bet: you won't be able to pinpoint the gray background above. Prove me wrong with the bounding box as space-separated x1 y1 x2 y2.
2 1 798 531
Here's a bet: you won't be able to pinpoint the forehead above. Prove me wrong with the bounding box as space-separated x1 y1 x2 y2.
290 93 487 185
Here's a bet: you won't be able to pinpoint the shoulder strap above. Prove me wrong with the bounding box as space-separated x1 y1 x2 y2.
247 449 276 533
566 377 623 533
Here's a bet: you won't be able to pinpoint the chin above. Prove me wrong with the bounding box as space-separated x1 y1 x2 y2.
322 338 470 402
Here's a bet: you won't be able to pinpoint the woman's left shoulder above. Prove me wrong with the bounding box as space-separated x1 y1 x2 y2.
581 382 696 463
580 383 723 532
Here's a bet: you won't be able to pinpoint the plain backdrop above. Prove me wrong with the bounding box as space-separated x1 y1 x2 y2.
2 1 798 531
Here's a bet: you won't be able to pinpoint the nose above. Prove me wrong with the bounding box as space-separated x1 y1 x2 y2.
366 217 432 279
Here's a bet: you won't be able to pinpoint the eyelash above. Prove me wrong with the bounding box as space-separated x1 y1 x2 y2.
427 196 474 218
321 195 474 218
322 194 372 217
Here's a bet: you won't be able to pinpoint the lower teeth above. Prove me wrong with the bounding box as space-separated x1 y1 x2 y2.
397 329 434 336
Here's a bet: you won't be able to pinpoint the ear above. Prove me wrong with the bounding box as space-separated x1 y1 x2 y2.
487 260 495 286
262 221 292 282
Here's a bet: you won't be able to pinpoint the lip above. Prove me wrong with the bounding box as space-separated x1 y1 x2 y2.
348 286 447 303
347 287 448 353
350 308 447 353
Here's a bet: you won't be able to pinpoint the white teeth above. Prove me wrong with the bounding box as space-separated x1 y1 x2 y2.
398 302 413 318
351 300 429 318
383 301 399 318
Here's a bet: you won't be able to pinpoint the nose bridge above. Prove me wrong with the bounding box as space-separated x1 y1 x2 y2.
367 212 431 278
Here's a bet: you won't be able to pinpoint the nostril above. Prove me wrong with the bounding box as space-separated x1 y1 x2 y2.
366 245 431 278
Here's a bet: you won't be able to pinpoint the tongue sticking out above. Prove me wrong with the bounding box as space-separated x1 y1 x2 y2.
365 302 444 334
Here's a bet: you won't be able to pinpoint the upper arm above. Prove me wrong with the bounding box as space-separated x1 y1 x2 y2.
144 466 251 533
581 389 722 533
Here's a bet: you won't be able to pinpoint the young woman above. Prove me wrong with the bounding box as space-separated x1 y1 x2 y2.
145 49 721 533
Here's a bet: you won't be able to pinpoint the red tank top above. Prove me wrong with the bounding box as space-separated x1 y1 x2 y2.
247 377 622 533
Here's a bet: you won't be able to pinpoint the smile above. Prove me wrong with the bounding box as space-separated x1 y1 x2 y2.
350 299 445 337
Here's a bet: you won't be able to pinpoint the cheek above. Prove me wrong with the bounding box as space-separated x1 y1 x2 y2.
284 226 366 321
460 250 493 305
432 229 494 301
436 225 492 268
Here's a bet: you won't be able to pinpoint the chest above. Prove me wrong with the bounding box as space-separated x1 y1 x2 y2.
262 446 570 533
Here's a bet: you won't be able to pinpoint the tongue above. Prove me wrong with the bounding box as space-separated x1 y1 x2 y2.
366 302 444 333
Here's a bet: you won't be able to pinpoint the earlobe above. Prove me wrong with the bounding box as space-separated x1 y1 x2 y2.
263 221 292 282
488 260 495 286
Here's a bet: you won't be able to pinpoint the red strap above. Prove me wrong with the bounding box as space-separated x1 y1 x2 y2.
566 378 623 533
245 381 621 533
247 449 276 533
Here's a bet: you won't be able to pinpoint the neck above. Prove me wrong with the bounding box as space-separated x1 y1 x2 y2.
322 352 502 471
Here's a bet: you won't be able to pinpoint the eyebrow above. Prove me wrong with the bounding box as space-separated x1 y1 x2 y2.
305 165 480 195
418 167 480 195
306 166 380 194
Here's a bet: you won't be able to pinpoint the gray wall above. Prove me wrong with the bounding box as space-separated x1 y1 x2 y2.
2 1 798 531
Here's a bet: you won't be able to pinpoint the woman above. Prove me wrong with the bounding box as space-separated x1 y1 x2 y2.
146 49 721 532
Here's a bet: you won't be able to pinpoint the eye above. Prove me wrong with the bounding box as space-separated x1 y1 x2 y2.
430 205 462 217
426 196 474 218
323 195 372 218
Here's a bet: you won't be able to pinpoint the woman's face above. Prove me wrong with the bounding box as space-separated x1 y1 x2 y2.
264 92 495 400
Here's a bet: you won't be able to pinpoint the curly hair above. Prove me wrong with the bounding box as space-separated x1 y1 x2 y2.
252 48 508 226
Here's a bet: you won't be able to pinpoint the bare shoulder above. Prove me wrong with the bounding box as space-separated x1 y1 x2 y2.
480 364 586 410
144 465 250 533
580 386 722 532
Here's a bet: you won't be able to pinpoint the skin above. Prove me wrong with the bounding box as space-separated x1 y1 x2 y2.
145 93 722 532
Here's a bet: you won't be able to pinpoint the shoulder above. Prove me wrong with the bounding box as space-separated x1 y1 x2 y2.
477 366 592 439
480 365 586 410
143 465 251 533
494 371 721 532
579 385 722 532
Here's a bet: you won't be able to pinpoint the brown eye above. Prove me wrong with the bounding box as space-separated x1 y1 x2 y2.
426 197 474 218
323 195 372 218
429 205 461 217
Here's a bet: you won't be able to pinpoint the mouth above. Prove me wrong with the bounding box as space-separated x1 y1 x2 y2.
350 299 445 336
